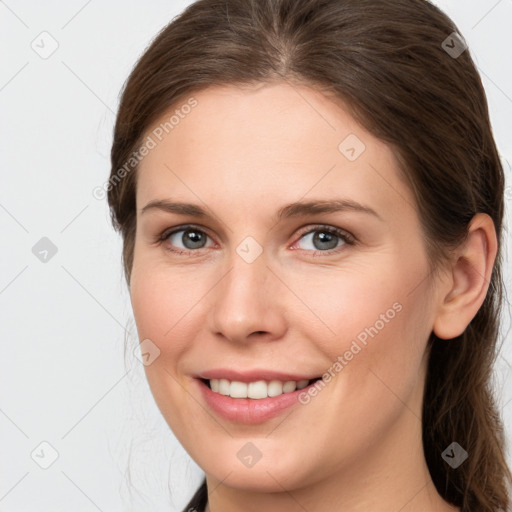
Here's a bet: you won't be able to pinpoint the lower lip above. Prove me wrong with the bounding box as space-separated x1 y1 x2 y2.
196 379 314 424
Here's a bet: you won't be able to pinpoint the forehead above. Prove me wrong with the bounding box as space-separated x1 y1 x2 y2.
145 82 364 157
136 82 413 222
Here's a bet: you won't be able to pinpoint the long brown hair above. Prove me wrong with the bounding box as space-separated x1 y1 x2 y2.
108 1 511 510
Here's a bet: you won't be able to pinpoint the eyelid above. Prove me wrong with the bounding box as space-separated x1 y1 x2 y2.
158 223 213 240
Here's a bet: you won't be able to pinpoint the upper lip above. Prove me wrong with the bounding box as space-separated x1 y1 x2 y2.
196 369 320 383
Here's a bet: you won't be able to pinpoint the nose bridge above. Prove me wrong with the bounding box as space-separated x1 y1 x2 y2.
208 244 286 342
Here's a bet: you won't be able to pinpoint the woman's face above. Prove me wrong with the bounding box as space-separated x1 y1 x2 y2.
130 82 442 493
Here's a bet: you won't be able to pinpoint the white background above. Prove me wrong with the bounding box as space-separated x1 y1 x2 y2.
1 1 511 511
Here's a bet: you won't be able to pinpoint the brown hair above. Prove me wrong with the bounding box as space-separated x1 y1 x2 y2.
108 0 511 510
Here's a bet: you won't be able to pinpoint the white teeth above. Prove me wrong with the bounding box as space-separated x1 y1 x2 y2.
283 380 297 393
229 381 247 398
297 379 309 390
267 380 283 397
248 380 267 399
208 378 312 399
218 379 230 395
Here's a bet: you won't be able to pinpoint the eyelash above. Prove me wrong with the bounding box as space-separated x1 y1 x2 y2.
156 224 356 257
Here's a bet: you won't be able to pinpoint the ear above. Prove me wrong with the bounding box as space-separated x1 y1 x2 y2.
432 213 498 340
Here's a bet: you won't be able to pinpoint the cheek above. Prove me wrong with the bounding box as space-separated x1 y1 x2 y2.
129 257 204 351
129 265 201 424
129 267 193 414
283 261 408 354
130 270 174 344
295 253 433 410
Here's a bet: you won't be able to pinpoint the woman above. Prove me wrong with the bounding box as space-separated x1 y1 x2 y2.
107 0 511 510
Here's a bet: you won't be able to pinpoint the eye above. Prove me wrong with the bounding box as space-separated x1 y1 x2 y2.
292 225 354 254
160 225 215 254
157 223 355 257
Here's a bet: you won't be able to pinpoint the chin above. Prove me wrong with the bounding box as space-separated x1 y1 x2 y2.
194 440 317 492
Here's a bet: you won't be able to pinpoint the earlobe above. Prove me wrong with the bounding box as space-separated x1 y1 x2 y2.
432 213 497 340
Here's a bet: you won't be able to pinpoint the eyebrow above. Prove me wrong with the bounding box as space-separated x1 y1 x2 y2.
140 198 382 221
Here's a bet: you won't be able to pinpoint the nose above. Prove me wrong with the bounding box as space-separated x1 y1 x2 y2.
207 250 288 345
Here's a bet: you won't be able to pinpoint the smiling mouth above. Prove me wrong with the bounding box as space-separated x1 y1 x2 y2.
200 377 322 400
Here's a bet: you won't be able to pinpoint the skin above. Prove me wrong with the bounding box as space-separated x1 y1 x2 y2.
130 82 496 511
